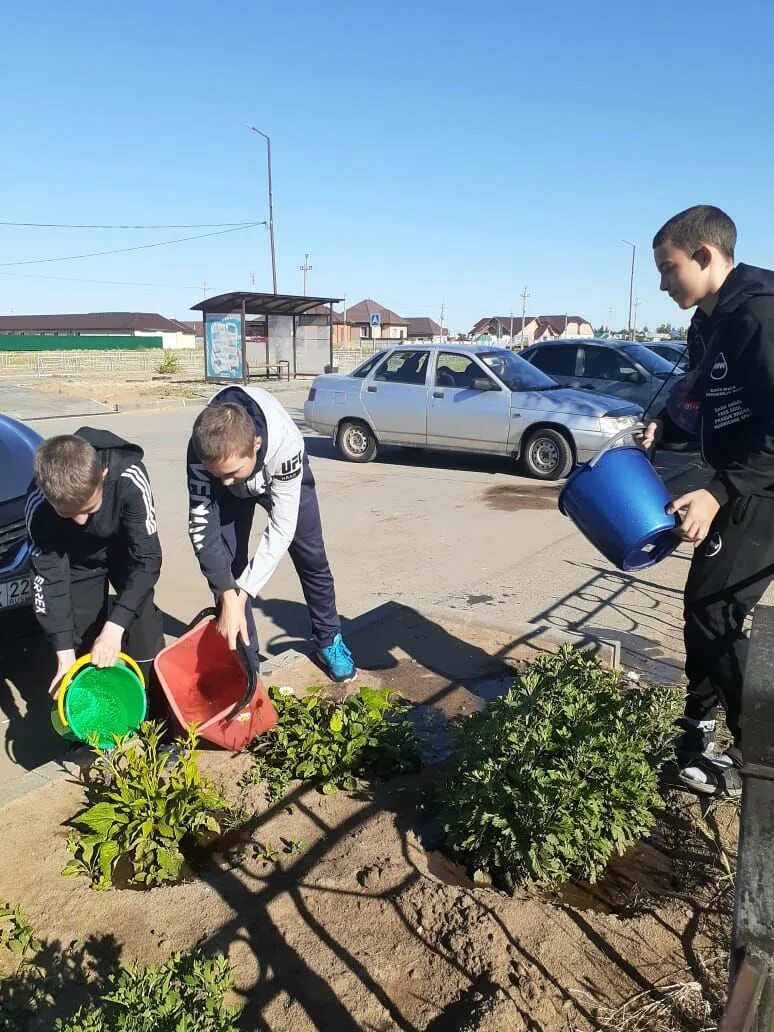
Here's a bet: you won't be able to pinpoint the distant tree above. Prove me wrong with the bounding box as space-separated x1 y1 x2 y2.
593 325 606 336
656 323 672 334
642 325 649 333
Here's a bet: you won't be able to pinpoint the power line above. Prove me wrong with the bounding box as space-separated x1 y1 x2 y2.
0 220 261 229
0 223 264 268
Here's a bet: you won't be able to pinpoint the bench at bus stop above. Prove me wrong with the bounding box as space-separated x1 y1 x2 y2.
247 360 290 382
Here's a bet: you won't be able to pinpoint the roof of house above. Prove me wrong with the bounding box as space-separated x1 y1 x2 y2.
469 316 533 337
303 304 344 323
345 299 407 326
0 312 194 334
405 316 441 337
470 315 591 336
538 315 590 333
171 319 201 335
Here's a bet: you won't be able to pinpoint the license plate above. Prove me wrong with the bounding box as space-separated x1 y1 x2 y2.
0 576 32 609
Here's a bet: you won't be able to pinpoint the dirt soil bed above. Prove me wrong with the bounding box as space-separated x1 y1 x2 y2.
26 375 210 407
0 606 736 1030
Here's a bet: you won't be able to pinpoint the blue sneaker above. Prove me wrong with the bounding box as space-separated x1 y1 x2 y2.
318 634 356 684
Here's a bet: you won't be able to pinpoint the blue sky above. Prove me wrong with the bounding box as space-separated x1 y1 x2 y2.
2 0 773 334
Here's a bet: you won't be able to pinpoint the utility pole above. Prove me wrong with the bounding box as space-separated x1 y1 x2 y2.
250 271 255 289
520 286 530 348
300 253 312 296
509 310 514 344
623 239 636 341
202 280 208 298
633 298 640 339
247 124 278 294
439 301 445 342
608 306 613 336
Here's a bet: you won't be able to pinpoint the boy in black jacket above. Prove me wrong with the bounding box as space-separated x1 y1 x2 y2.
25 429 164 703
642 205 774 797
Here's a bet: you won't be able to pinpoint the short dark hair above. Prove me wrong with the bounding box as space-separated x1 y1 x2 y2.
34 436 103 507
192 403 256 462
653 205 736 260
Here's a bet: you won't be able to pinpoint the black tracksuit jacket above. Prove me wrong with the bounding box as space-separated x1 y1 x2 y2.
24 428 161 651
665 263 774 504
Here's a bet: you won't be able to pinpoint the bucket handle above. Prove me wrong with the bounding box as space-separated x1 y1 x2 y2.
588 422 646 469
184 605 259 725
57 652 145 729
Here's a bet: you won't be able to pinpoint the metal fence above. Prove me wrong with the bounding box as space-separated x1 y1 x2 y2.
0 349 204 378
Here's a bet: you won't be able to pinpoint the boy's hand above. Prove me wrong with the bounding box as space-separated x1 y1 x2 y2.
217 589 249 651
50 649 76 698
635 420 662 453
91 621 125 668
667 489 721 546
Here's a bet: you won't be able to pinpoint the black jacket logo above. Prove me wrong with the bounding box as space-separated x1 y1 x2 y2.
275 451 303 482
711 352 728 381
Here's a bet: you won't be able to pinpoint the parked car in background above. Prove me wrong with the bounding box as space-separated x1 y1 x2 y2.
0 415 42 615
642 341 689 370
304 345 641 480
520 338 683 412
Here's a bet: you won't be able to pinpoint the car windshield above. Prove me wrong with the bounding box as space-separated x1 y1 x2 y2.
477 349 558 391
620 344 678 375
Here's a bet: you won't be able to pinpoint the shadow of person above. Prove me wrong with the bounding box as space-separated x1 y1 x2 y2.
0 614 65 773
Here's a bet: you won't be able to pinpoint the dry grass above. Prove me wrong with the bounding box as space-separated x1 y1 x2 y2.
576 981 715 1031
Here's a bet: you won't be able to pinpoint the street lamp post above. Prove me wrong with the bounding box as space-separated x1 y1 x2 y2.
623 239 636 341
247 124 278 294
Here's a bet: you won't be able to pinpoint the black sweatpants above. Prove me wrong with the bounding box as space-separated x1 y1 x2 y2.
219 457 341 671
69 568 166 720
683 494 774 747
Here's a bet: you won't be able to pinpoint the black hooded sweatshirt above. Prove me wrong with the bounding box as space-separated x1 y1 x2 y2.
24 428 161 651
679 263 774 505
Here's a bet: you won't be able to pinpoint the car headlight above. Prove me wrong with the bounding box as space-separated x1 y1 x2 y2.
599 413 639 432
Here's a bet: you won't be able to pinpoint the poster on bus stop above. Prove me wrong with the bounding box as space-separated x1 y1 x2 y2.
205 313 244 380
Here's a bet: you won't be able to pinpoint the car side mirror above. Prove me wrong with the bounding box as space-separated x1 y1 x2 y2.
471 378 495 391
623 370 645 384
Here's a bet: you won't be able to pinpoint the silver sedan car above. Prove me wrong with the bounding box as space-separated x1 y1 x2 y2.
303 344 642 480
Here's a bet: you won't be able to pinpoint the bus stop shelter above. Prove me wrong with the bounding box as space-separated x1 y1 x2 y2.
192 291 343 385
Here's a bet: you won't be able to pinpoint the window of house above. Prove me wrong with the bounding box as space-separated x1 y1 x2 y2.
374 349 429 385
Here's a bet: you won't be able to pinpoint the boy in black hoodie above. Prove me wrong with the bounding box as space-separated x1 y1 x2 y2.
642 205 774 797
25 429 164 703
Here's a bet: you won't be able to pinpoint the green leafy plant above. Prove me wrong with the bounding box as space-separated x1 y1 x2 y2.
0 903 46 1029
56 950 241 1031
441 647 675 890
0 903 40 966
283 836 308 856
243 685 420 801
155 351 182 375
253 842 280 865
63 722 231 889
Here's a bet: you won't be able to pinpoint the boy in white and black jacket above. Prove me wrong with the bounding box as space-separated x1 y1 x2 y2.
186 385 356 683
25 429 164 703
643 205 774 797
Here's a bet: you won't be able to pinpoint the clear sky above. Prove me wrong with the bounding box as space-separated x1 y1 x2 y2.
2 0 773 334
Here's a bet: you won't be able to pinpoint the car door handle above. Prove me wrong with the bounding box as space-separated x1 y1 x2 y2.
432 390 444 398
366 385 377 393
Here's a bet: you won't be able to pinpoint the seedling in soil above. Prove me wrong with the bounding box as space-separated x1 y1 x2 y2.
282 836 308 857
63 722 232 890
243 684 420 801
253 842 281 865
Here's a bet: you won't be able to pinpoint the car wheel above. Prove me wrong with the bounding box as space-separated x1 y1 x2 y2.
337 420 377 463
521 428 573 480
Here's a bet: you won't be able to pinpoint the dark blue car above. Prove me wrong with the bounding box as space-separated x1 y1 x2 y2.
0 415 42 612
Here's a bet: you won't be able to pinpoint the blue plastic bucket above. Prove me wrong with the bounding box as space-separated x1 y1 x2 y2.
558 427 680 571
